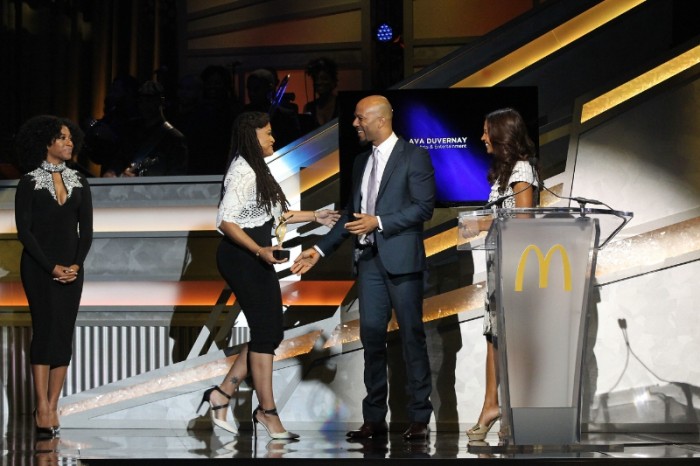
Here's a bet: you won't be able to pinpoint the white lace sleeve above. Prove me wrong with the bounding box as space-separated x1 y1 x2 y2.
508 160 537 187
488 160 538 209
216 158 273 230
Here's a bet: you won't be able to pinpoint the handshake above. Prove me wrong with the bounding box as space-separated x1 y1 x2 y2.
290 211 380 275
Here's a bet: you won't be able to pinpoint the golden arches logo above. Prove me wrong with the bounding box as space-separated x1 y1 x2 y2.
514 244 572 292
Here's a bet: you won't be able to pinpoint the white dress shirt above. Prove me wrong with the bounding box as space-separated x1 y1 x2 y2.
361 132 398 232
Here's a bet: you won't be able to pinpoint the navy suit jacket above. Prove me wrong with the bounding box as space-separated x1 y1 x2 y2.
316 137 435 275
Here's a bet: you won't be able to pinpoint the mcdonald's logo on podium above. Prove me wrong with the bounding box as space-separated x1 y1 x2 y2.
514 244 572 292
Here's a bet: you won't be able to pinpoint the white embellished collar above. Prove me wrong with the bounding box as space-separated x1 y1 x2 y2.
41 161 67 173
29 163 83 202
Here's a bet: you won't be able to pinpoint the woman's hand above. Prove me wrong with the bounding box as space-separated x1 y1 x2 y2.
314 209 340 228
256 246 289 264
51 264 79 284
459 217 491 238
459 218 478 238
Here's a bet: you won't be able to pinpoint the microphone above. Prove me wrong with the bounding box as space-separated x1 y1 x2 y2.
540 184 613 211
482 196 507 210
571 196 604 206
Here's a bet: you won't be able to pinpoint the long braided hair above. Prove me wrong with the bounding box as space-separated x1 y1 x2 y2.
223 111 289 214
485 108 540 195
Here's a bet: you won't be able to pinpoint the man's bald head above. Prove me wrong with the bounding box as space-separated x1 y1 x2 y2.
353 95 394 145
362 95 393 120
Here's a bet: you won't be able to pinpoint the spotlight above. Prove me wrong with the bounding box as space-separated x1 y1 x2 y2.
376 23 393 42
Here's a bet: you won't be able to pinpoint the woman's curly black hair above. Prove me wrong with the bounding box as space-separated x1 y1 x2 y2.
484 108 540 194
15 115 84 174
223 111 289 214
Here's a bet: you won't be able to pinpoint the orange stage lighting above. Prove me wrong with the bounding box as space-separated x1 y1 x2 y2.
0 280 355 308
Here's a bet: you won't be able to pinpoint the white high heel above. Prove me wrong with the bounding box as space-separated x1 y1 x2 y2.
197 386 239 435
252 406 299 440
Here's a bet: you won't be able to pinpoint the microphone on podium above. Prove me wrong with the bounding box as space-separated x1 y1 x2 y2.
482 196 507 210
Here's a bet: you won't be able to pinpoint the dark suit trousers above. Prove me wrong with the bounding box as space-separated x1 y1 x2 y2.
356 247 433 424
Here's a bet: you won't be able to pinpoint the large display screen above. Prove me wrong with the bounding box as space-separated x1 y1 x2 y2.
337 87 539 207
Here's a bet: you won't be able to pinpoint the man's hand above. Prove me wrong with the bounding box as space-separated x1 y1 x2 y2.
291 248 321 275
345 213 378 236
122 165 137 177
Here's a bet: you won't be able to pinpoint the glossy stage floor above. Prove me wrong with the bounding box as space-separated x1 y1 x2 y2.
4 423 700 466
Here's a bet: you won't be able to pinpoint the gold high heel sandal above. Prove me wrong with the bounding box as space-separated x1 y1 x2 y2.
467 415 501 441
252 406 299 440
197 386 238 435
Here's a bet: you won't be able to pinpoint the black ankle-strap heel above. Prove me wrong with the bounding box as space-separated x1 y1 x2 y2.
197 386 238 435
252 405 299 440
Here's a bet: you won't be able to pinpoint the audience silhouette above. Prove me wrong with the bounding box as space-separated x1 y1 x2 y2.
6 59 345 179
82 74 140 176
102 80 188 177
243 69 301 150
171 73 230 175
304 57 339 129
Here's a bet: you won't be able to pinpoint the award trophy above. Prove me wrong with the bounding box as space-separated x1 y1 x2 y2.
273 214 293 260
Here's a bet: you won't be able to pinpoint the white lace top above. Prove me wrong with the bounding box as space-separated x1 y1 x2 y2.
216 156 282 232
487 160 538 209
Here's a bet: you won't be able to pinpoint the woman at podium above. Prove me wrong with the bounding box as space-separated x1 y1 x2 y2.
467 108 540 440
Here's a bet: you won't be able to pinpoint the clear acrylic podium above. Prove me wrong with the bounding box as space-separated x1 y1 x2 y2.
458 206 632 446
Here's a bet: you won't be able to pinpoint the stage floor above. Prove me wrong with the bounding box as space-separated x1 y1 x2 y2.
2 425 700 465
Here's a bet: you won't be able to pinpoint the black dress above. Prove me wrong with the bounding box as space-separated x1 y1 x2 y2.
14 164 93 367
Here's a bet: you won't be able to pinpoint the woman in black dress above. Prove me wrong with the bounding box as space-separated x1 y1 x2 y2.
197 111 338 439
14 115 93 437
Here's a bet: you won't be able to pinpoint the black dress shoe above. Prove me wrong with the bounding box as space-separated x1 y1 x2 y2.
346 421 389 439
402 422 429 441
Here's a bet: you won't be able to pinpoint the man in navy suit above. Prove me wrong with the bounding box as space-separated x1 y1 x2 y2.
291 95 435 441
